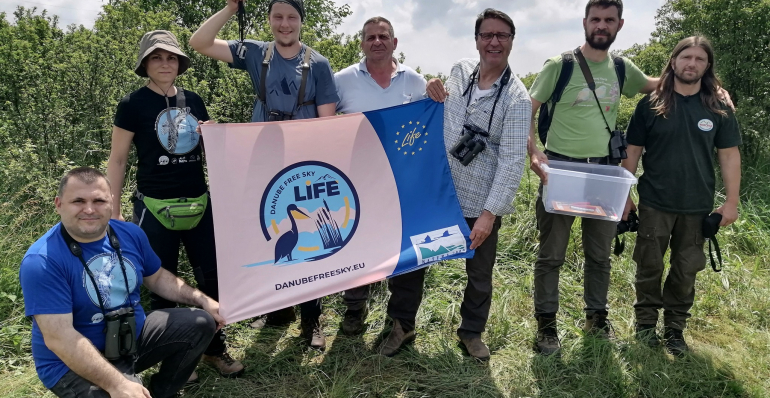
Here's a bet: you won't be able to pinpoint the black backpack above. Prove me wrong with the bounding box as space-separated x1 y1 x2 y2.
537 50 626 145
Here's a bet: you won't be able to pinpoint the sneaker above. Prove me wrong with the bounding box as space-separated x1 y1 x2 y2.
202 352 245 378
341 307 368 336
635 324 661 348
300 317 326 350
378 319 415 357
250 307 296 329
584 312 615 339
664 327 689 356
535 316 560 356
459 335 490 360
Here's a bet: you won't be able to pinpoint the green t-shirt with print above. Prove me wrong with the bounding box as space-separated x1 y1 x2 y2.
530 54 648 158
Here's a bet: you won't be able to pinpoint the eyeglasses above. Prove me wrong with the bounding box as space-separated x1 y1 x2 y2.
477 32 514 42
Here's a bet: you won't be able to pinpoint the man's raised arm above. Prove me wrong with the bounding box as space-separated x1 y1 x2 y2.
189 0 240 63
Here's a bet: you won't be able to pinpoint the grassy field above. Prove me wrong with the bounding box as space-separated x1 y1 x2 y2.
1 165 769 398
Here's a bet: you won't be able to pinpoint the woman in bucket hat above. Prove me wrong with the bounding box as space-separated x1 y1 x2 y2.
106 30 245 380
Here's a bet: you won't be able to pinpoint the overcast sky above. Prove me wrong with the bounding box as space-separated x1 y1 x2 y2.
0 0 666 75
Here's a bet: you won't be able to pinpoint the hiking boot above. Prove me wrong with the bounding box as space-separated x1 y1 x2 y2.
300 317 326 350
459 335 490 360
584 312 615 339
202 352 245 378
250 307 296 329
664 327 689 356
341 307 368 336
535 316 560 356
378 319 415 357
635 323 661 348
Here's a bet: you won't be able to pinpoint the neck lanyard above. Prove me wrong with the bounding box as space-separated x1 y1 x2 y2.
462 64 511 132
60 224 131 315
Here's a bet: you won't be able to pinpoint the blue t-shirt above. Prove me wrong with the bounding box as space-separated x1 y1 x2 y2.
227 40 339 122
334 58 427 114
19 220 161 388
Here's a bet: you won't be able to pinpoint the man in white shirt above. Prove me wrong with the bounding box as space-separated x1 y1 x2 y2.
333 16 427 335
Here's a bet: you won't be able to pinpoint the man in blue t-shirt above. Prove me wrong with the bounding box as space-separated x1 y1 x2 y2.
190 0 337 350
19 167 223 398
333 16 427 337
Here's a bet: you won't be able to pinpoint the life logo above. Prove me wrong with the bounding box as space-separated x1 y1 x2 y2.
259 161 360 265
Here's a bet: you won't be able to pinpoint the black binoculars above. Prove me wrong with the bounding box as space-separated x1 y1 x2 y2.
608 129 629 164
267 109 295 122
617 209 640 235
104 307 137 360
449 124 489 166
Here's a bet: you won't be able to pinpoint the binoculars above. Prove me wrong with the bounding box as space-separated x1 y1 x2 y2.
617 209 640 235
608 129 629 164
449 124 489 166
267 109 295 122
104 307 137 360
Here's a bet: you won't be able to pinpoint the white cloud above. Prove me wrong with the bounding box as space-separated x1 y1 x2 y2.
1 0 666 75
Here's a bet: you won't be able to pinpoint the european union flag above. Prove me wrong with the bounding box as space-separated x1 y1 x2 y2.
365 99 474 275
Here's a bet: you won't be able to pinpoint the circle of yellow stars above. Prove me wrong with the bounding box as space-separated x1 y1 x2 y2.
395 121 429 155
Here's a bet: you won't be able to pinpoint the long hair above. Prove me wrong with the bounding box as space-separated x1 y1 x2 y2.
650 36 727 118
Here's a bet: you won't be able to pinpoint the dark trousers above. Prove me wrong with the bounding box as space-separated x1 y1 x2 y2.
387 216 502 337
533 191 616 317
133 197 225 355
49 308 216 398
343 285 370 311
633 204 707 330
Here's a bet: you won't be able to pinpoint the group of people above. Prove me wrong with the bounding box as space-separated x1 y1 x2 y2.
18 0 742 396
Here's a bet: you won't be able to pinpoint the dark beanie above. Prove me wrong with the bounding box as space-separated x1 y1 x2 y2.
268 0 305 21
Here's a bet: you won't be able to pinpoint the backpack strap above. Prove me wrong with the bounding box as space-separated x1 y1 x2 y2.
258 41 275 104
551 51 575 105
613 56 626 96
296 45 315 108
536 51 574 145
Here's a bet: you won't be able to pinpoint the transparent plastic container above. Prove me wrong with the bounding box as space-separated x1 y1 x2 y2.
541 160 637 222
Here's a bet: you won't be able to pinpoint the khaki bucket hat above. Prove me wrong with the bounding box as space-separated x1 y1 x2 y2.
134 30 191 77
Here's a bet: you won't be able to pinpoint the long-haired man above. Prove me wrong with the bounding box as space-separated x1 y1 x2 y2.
621 36 742 356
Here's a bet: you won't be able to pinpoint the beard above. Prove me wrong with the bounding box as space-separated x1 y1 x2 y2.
585 29 617 51
673 68 705 85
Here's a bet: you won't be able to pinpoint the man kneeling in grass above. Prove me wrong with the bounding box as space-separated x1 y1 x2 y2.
622 36 741 356
19 167 223 397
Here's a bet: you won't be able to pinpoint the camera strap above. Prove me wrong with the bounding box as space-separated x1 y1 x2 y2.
613 235 626 256
235 0 247 60
462 63 511 132
573 47 614 136
59 224 132 315
708 237 722 272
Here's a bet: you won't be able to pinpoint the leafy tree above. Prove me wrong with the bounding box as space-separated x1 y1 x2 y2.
649 0 770 163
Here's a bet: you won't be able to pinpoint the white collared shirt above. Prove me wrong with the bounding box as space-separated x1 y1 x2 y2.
334 58 427 114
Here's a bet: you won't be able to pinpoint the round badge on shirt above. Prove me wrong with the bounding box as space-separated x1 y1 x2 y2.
698 119 714 131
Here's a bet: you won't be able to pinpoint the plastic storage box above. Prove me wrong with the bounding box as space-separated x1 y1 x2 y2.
541 160 637 222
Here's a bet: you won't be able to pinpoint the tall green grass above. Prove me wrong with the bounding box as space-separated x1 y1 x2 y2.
1 160 769 397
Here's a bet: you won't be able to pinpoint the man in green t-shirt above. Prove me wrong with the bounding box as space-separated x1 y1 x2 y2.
526 0 658 356
622 36 741 356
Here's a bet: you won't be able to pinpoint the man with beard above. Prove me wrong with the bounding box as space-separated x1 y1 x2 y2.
190 0 338 350
527 0 652 355
621 36 741 356
333 16 427 335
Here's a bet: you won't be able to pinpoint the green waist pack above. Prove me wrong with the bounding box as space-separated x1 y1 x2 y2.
142 192 208 230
